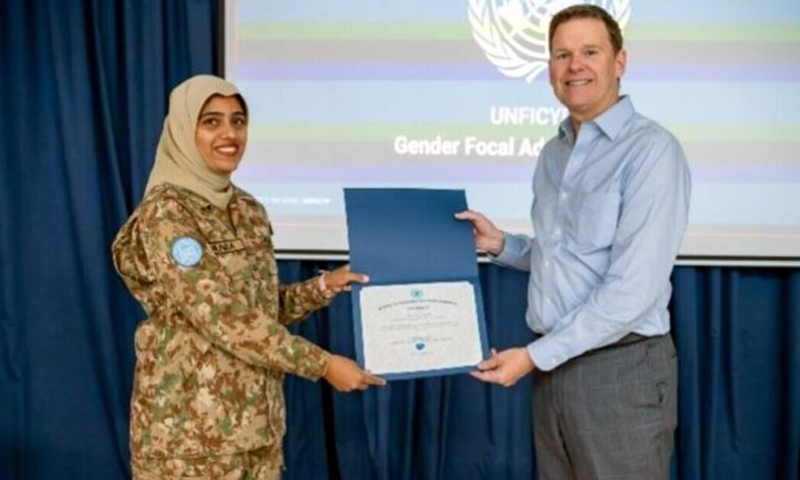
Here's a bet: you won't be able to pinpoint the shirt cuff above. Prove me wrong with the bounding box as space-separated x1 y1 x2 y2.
528 335 571 372
492 233 529 270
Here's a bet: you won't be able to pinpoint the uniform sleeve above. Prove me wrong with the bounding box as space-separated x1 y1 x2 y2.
277 278 332 326
114 198 330 381
250 201 333 327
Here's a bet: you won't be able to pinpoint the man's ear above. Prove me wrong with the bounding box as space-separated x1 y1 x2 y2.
615 48 627 81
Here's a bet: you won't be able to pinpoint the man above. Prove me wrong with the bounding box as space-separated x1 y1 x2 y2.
456 5 691 479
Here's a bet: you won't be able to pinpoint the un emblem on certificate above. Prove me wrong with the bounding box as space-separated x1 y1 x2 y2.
468 0 631 82
171 237 203 267
411 288 424 299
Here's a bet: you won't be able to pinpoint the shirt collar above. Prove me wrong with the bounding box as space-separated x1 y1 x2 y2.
558 95 635 142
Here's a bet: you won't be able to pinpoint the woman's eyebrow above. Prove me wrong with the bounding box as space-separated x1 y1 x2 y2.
199 111 245 118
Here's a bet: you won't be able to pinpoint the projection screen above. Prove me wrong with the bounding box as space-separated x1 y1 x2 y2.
224 0 800 263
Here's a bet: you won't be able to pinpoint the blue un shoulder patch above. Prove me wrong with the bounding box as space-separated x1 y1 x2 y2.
171 237 203 267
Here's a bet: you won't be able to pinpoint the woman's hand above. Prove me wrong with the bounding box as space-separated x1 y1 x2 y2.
320 264 369 294
324 355 386 392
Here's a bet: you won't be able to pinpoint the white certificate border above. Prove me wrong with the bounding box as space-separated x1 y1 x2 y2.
351 279 489 381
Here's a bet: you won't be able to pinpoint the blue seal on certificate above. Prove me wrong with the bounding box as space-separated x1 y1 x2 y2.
411 288 424 299
171 237 203 267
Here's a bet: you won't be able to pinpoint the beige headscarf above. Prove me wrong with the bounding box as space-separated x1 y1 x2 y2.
144 75 246 209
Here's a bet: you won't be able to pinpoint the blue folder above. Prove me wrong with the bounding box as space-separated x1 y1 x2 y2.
344 188 489 380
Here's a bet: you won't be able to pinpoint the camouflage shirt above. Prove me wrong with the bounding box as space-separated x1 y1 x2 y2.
112 183 331 470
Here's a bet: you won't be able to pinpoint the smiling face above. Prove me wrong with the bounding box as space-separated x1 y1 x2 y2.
195 95 248 174
548 17 626 127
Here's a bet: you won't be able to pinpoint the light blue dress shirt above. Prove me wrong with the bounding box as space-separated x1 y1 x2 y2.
494 96 691 371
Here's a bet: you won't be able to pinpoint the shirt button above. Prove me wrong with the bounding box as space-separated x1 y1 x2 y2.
554 228 562 236
560 192 568 200
545 297 551 304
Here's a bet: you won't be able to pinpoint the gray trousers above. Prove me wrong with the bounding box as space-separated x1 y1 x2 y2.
532 334 678 480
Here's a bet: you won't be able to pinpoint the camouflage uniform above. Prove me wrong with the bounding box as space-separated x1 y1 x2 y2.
113 183 332 479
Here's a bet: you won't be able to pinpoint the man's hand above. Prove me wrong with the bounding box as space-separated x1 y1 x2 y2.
470 348 535 387
324 354 386 392
454 210 505 255
320 264 369 294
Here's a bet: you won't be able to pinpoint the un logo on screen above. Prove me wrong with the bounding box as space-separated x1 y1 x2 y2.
468 0 631 83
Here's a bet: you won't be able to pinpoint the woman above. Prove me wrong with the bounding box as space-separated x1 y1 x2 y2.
112 75 384 479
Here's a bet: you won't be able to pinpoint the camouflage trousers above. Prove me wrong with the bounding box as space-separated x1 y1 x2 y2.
132 448 280 480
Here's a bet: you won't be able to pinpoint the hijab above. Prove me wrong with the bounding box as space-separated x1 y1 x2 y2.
144 75 246 209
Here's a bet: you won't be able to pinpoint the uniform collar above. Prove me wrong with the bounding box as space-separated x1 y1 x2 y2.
158 182 243 212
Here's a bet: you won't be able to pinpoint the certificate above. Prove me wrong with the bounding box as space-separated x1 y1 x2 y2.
345 188 489 380
359 281 483 376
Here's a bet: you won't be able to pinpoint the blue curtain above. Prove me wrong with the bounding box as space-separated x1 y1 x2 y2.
1 2 799 479
670 267 800 480
0 1 218 478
